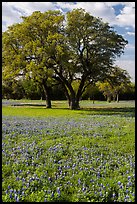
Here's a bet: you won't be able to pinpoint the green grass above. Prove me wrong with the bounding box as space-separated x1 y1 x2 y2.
2 100 135 202
2 100 135 118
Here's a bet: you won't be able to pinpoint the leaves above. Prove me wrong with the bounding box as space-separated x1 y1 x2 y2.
2 9 128 108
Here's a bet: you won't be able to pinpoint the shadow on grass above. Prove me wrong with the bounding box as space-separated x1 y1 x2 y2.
11 103 135 117
11 103 66 108
79 107 135 117
11 103 46 107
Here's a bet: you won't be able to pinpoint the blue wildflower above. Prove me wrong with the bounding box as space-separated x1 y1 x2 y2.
57 187 61 196
128 176 131 180
118 181 121 185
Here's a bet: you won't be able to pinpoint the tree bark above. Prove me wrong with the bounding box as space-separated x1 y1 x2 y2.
116 93 119 103
112 94 116 102
69 97 80 110
107 95 111 103
54 71 79 109
42 83 52 108
93 96 95 104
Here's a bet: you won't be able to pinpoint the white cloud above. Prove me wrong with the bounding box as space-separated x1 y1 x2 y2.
56 2 116 25
2 2 24 31
56 2 135 29
123 2 135 7
126 32 135 36
56 2 77 10
105 2 123 6
125 43 135 50
3 2 57 15
115 5 135 28
106 2 135 7
2 2 135 31
78 2 116 23
2 2 59 31
115 59 135 82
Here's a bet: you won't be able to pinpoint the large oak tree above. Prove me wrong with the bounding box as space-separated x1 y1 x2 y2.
2 9 128 109
2 10 64 108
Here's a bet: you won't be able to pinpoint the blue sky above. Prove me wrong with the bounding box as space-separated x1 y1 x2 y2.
2 2 135 82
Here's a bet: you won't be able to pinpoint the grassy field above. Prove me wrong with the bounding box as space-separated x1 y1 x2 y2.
2 100 135 202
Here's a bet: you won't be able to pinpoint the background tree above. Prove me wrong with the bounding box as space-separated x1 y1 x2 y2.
97 66 132 102
106 66 131 102
96 81 113 102
22 79 42 100
119 82 135 100
82 83 104 103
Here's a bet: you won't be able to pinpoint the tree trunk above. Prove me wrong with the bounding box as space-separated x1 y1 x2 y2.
53 71 85 110
69 99 80 110
112 94 116 102
107 95 111 103
42 83 52 108
92 96 95 104
46 97 51 108
69 95 80 110
116 93 119 103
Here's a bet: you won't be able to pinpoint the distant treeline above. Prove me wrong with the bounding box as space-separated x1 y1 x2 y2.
2 80 135 101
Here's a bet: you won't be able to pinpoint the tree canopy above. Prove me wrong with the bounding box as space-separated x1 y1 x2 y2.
97 66 132 102
2 9 129 109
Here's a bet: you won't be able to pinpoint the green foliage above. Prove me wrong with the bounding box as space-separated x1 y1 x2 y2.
22 80 41 100
2 8 128 109
96 66 132 102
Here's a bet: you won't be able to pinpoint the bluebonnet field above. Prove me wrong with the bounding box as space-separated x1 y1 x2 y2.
2 101 135 202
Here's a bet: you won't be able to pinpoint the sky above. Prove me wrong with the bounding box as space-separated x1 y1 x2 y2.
2 2 135 82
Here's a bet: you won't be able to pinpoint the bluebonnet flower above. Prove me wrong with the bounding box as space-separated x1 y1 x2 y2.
100 192 103 196
22 191 25 195
57 187 61 196
14 193 17 199
132 193 135 196
2 114 135 202
118 181 121 185
120 185 123 189
128 176 131 180
51 191 54 197
5 190 8 194
78 178 81 184
125 195 129 199
126 189 129 193
113 193 116 197
127 181 132 187
16 196 19 202
48 177 52 183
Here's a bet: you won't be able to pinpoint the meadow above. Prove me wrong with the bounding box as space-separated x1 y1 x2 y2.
2 100 135 202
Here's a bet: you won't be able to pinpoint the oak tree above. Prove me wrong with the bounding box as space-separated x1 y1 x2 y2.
2 9 128 109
